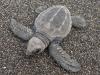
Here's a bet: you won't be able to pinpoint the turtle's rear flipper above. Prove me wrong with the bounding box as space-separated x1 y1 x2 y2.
10 19 34 40
71 16 86 28
49 42 81 72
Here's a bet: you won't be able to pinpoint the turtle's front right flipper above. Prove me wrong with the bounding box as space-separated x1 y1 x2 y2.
49 42 81 72
10 19 34 40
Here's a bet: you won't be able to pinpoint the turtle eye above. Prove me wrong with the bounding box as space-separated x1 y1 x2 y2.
35 48 41 53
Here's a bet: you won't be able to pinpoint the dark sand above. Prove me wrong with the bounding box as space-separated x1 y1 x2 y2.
0 0 100 75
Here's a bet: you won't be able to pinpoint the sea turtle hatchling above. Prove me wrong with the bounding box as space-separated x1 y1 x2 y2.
10 5 86 72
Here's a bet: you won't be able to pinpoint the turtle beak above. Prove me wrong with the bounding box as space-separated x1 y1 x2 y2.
26 50 32 55
26 48 41 55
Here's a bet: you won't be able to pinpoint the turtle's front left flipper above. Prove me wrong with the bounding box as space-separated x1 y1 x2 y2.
10 19 34 40
49 41 81 72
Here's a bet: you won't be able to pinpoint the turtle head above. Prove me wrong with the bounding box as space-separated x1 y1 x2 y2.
26 37 46 55
26 33 50 55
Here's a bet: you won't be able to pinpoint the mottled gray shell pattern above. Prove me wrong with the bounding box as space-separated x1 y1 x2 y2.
34 5 72 41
